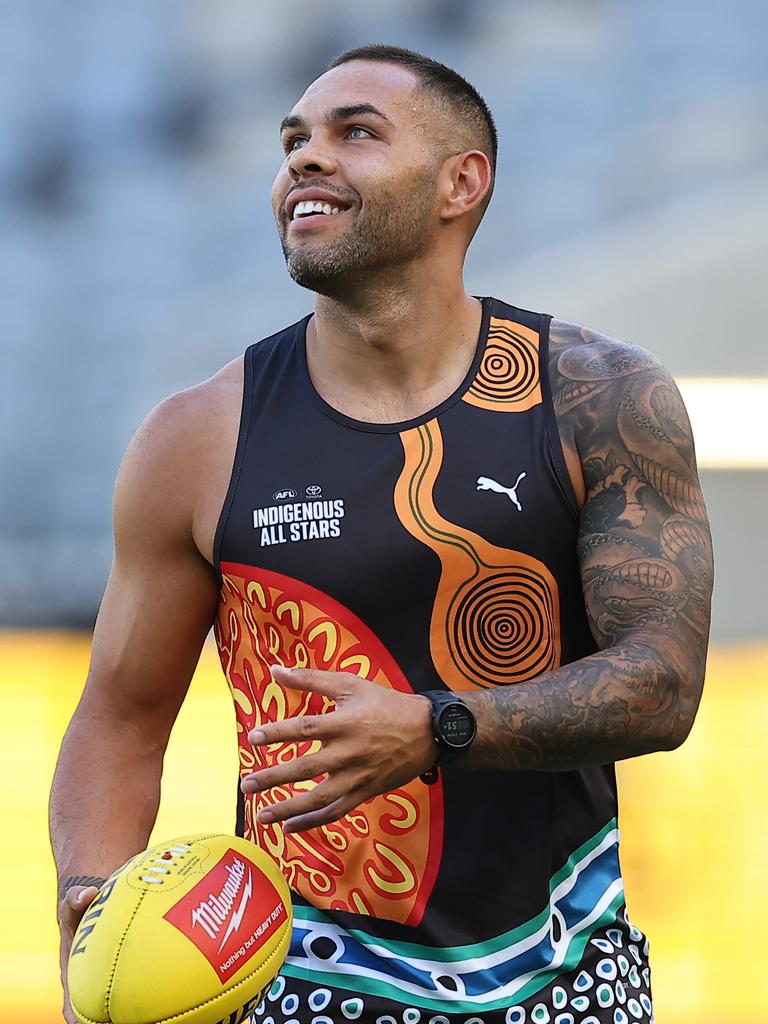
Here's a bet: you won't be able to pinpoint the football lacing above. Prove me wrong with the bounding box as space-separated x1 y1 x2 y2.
139 843 193 884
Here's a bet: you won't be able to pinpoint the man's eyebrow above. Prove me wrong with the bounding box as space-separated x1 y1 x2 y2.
326 103 394 125
279 114 305 135
279 103 394 135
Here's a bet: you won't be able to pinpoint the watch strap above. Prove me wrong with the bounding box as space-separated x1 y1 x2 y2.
419 690 476 783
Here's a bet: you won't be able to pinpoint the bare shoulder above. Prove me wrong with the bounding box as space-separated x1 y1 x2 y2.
548 318 663 416
115 356 244 561
546 319 664 506
132 356 242 445
547 319 701 500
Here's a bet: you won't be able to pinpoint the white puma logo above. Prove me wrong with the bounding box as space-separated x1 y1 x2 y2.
476 473 527 512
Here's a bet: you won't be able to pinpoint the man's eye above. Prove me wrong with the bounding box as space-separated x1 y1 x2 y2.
285 136 306 152
347 126 372 140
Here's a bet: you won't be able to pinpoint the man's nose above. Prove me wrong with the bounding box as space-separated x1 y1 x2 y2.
288 134 337 180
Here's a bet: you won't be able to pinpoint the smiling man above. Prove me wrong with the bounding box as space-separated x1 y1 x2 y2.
51 45 713 1024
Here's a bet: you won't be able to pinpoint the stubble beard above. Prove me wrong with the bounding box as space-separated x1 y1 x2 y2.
279 181 436 297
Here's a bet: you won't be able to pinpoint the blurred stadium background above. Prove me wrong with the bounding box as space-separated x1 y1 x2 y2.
1 2 766 1021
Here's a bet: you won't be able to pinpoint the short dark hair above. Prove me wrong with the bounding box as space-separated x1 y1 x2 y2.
327 44 498 176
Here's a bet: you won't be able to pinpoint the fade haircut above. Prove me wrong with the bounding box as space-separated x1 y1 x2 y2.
327 44 498 183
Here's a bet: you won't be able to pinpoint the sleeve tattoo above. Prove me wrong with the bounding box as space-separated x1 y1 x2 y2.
465 321 714 772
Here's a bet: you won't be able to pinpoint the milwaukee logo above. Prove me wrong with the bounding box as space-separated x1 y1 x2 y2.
191 858 251 948
164 848 288 984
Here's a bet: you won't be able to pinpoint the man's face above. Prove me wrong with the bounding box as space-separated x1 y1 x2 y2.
272 62 446 294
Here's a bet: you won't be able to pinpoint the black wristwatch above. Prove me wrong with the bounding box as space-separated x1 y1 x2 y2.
419 690 477 784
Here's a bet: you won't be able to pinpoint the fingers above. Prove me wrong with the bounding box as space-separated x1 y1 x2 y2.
248 667 363 744
269 666 355 697
241 751 327 794
63 1002 79 1024
59 886 100 1024
278 793 359 834
248 711 335 747
256 776 360 832
61 982 83 1024
243 666 398 834
59 885 99 930
62 975 83 1024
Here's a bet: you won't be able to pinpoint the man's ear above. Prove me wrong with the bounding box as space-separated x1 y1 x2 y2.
439 150 492 222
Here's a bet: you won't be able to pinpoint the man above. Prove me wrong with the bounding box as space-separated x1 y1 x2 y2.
51 44 713 1024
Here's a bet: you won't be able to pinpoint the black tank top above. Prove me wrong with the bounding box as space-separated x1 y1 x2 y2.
213 298 652 1024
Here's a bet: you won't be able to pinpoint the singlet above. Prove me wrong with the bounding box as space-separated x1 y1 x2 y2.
213 297 653 1024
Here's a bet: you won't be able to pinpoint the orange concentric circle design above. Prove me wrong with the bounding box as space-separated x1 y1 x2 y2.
463 317 542 412
450 570 559 686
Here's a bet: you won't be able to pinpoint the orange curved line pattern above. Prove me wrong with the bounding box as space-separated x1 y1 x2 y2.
463 317 542 412
394 420 561 690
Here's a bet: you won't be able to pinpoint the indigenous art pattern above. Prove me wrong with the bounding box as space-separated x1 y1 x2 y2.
462 317 543 413
215 563 443 926
394 421 560 690
254 822 652 1023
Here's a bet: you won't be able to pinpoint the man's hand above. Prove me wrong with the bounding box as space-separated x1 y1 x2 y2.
240 667 436 834
58 884 100 1024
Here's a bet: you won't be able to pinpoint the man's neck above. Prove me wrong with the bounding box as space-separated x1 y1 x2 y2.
307 275 484 425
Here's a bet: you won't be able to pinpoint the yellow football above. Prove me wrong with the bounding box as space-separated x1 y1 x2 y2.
67 833 292 1024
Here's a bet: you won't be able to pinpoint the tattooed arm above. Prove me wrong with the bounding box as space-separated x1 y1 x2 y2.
463 319 714 771
238 321 714 831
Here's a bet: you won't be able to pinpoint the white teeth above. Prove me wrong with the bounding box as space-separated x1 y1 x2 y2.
291 199 344 219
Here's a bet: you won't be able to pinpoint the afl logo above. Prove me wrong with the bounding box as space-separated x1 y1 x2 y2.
273 488 297 501
305 484 322 497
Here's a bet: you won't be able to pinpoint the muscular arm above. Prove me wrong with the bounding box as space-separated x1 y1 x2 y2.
464 320 713 770
49 392 221 887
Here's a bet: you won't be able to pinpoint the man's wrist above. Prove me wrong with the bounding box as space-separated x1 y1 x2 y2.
418 690 477 783
411 694 440 774
58 874 106 903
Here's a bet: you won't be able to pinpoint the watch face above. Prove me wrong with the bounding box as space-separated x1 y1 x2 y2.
438 703 476 748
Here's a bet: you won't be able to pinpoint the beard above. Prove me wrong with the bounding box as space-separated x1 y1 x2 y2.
277 174 437 296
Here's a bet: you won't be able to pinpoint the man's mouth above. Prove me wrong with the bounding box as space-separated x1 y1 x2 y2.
292 200 343 221
285 189 354 229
